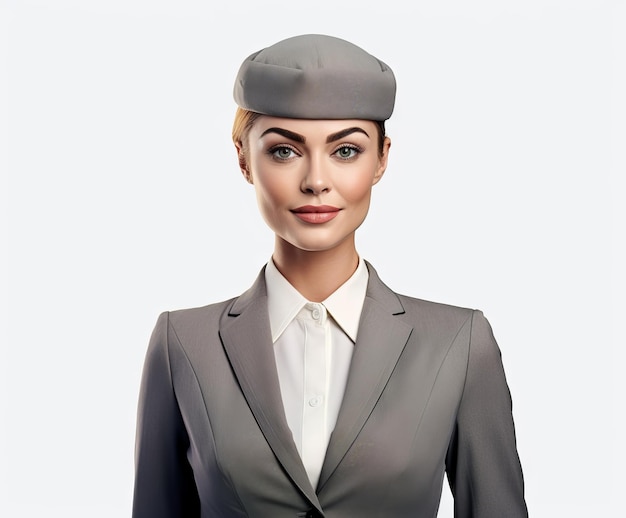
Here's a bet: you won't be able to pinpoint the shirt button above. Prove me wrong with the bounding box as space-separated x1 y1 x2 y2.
308 396 322 407
311 308 320 320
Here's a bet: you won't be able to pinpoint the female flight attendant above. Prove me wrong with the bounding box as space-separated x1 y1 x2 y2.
132 34 528 517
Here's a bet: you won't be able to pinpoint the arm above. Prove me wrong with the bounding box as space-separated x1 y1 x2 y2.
445 310 528 518
132 312 201 518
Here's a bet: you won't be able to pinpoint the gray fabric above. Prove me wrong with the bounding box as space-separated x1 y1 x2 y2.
133 262 528 517
233 34 396 120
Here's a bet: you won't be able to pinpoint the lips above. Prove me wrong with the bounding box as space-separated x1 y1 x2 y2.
291 205 341 224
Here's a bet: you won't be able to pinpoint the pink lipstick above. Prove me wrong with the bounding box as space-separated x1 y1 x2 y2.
291 205 341 224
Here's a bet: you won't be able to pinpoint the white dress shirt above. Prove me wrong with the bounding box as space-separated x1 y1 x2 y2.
264 257 369 488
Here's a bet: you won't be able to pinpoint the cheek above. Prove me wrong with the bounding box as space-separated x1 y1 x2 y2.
338 172 375 205
252 168 292 207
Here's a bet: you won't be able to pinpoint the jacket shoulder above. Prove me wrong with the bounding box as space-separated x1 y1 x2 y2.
154 298 238 350
396 292 476 324
166 298 236 323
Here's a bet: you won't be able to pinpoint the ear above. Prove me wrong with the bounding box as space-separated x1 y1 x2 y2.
372 137 391 186
235 141 253 184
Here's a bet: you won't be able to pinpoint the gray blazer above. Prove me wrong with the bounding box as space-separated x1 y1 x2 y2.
132 262 527 517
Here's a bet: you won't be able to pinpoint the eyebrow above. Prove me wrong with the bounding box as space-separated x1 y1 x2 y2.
260 127 306 143
259 126 370 144
326 127 370 143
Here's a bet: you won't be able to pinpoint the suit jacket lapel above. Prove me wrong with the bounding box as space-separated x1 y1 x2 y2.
317 262 413 492
219 268 322 513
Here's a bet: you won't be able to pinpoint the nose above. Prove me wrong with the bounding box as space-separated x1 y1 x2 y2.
300 156 331 195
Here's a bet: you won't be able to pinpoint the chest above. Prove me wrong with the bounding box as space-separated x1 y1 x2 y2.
169 322 467 515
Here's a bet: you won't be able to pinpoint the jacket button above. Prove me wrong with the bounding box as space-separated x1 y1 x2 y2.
305 510 319 518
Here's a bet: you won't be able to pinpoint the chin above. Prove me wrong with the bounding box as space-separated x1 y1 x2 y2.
281 232 355 254
293 243 343 253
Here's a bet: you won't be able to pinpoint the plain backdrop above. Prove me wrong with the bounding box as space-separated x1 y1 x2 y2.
2 1 624 516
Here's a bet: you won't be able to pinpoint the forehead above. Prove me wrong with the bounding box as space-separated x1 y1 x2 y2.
250 116 377 140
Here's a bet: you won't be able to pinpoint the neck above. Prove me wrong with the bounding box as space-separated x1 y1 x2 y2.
272 236 360 302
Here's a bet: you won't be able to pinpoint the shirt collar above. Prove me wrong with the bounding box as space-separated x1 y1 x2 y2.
265 257 369 343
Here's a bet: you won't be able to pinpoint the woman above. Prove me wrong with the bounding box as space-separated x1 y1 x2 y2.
132 34 528 517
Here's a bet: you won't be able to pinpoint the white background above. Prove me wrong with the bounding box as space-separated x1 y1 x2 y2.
2 0 624 516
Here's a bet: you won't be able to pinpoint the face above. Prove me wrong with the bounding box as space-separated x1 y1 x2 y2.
237 116 390 254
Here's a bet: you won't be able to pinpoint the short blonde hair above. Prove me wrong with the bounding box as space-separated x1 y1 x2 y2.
232 108 263 160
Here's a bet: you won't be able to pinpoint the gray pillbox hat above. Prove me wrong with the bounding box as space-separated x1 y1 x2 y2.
233 34 396 121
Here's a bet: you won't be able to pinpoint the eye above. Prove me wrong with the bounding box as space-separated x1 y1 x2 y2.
333 145 361 160
269 146 299 161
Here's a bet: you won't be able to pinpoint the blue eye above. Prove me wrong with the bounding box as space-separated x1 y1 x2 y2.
334 146 360 160
270 146 298 160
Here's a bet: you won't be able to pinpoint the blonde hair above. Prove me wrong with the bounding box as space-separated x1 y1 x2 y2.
232 108 263 160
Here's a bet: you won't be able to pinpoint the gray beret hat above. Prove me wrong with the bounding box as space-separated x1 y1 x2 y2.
233 34 396 121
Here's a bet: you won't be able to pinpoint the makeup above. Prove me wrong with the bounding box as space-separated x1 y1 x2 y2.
291 205 341 224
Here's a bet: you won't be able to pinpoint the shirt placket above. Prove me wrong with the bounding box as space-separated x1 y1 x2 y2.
301 302 328 487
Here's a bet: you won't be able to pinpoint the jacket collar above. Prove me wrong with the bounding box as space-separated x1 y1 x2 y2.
317 261 412 491
220 261 413 508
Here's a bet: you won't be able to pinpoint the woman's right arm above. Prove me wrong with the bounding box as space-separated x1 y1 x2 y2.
132 312 201 518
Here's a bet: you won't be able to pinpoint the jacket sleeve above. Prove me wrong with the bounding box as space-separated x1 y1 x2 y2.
445 310 528 518
132 312 201 518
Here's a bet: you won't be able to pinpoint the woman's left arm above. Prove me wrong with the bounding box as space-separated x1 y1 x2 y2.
445 310 528 518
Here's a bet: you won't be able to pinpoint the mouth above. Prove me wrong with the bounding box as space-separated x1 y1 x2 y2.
291 205 341 224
